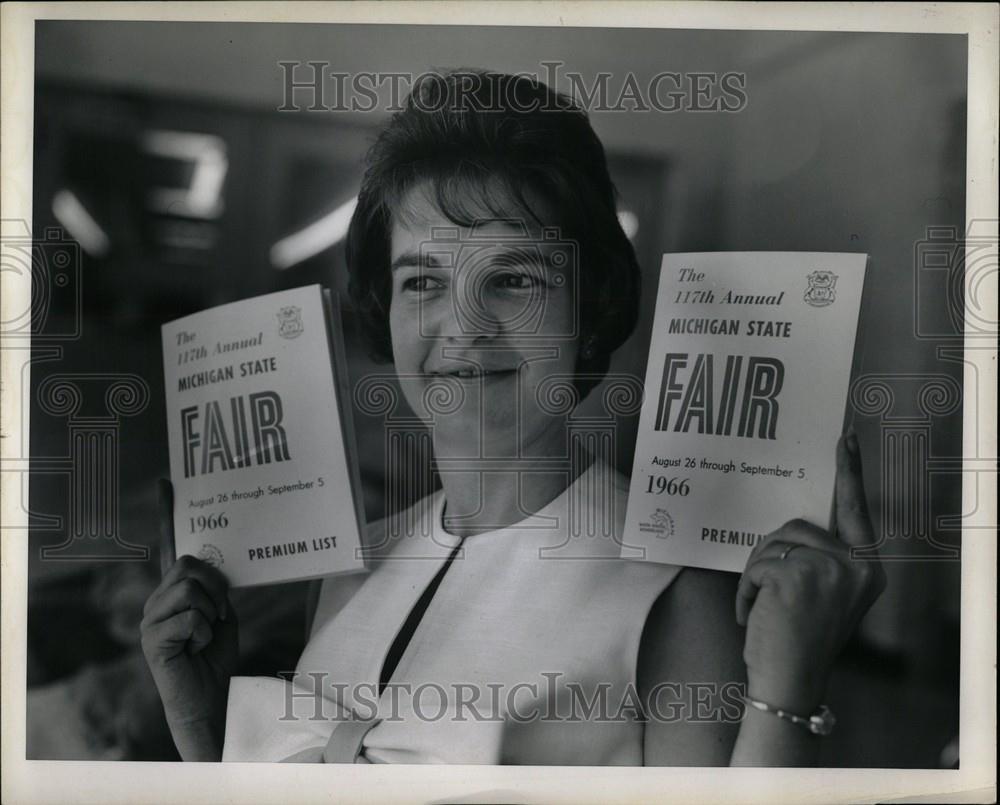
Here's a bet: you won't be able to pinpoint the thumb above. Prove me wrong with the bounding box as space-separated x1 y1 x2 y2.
834 432 875 548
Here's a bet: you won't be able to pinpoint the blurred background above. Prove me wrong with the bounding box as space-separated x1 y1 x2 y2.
23 21 966 765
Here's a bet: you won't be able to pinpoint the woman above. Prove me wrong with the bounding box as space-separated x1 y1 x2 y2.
141 70 885 765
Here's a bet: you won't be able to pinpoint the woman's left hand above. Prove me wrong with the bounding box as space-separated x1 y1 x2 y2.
735 432 887 715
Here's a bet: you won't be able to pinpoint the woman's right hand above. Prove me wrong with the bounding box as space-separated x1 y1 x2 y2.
140 480 238 760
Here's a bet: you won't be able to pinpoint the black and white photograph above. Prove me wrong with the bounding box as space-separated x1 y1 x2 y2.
1 2 996 803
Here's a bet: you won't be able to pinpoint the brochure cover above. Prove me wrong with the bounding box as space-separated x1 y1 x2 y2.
623 252 868 573
161 285 366 586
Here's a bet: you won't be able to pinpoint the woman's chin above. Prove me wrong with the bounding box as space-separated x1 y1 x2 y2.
425 412 522 454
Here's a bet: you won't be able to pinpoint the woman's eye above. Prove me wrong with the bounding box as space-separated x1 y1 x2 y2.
401 275 444 293
494 272 542 290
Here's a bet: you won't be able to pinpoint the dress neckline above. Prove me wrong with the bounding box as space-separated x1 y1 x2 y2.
431 455 600 543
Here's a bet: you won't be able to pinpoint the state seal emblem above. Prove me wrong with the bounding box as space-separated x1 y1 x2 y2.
804 270 838 307
277 305 304 339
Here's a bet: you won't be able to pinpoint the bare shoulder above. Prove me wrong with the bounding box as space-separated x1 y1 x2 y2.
637 567 746 766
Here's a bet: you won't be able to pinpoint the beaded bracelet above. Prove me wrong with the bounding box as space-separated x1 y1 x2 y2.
741 696 837 736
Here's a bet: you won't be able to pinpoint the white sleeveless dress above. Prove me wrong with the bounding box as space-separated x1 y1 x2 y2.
223 459 682 764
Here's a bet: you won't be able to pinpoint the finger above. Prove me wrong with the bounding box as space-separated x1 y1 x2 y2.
141 576 220 628
759 535 851 569
735 556 784 626
141 610 213 658
748 518 846 566
157 478 176 578
156 555 230 621
835 432 876 548
188 615 214 655
734 576 755 627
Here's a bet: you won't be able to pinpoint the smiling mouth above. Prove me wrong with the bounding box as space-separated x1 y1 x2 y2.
431 368 517 379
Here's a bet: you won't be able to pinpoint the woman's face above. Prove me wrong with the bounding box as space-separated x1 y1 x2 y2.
388 182 580 456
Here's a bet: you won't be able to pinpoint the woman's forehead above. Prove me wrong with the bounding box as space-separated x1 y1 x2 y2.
389 179 555 256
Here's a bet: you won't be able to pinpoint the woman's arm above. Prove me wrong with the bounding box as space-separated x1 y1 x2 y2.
640 434 886 767
638 567 745 766
731 433 886 765
638 568 824 766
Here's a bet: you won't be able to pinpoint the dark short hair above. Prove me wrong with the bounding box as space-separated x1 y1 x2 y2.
346 69 641 399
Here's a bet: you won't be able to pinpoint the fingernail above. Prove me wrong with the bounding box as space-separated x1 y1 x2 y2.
847 432 859 454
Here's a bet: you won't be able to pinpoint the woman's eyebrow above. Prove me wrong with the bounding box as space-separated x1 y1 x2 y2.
391 246 558 272
390 252 445 272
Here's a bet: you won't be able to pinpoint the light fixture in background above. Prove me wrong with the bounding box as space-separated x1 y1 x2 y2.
52 189 110 258
617 210 639 240
270 196 359 270
141 130 228 219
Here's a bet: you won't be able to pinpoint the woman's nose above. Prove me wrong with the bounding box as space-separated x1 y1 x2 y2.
432 279 503 341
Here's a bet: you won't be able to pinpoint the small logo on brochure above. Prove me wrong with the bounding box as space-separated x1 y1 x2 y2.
277 305 304 339
638 508 675 539
804 271 838 307
197 544 224 567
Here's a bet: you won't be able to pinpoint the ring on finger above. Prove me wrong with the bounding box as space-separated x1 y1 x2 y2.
779 543 803 561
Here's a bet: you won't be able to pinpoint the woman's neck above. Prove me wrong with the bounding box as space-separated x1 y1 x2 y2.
433 426 595 538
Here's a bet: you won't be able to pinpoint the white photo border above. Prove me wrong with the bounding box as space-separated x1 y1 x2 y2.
1 2 996 803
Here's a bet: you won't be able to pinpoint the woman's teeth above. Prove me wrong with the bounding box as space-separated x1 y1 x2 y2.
441 369 512 378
